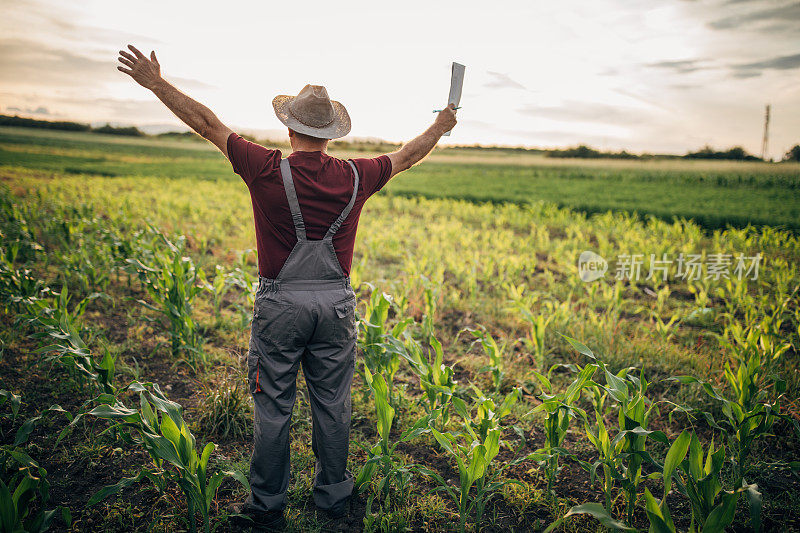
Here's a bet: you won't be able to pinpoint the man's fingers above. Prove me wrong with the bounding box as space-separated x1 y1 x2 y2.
127 44 146 59
118 57 135 68
119 50 137 62
150 51 159 65
117 66 133 75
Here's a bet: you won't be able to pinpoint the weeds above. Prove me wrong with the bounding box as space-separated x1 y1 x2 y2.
197 380 250 440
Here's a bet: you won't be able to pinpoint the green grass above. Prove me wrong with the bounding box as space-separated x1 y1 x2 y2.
387 161 800 231
2 126 798 231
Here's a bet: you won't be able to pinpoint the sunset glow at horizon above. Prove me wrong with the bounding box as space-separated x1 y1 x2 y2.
1 0 798 158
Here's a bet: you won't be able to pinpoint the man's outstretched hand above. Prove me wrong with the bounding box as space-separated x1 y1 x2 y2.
117 45 162 90
433 103 458 135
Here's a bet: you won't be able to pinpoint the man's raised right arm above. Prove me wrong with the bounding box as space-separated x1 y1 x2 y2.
386 104 458 178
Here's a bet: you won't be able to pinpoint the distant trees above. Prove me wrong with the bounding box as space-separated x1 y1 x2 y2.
546 145 639 159
0 114 144 137
783 145 800 162
92 124 144 136
0 114 91 131
684 145 761 161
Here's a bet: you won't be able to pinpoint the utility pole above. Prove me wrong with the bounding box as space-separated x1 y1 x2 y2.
761 104 770 161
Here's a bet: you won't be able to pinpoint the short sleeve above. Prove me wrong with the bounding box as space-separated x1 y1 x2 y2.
227 133 281 186
352 155 393 198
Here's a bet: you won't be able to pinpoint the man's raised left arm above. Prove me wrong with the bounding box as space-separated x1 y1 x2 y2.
117 45 232 157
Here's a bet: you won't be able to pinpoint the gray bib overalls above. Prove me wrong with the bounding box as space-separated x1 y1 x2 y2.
245 158 359 512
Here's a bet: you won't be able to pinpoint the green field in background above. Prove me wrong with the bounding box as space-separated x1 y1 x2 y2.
2 126 798 231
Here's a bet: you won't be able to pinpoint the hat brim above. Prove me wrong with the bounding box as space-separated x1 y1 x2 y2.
272 95 351 140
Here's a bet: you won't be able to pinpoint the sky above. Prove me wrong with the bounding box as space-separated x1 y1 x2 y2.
1 0 798 158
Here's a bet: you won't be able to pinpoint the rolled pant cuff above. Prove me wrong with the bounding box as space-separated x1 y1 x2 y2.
245 489 288 512
313 471 354 510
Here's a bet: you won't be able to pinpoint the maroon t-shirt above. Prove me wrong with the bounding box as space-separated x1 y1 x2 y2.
227 133 393 279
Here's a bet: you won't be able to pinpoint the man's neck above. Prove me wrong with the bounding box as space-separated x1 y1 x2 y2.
290 140 328 154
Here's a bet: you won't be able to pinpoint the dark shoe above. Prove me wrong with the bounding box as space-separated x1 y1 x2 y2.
228 502 286 531
321 497 350 519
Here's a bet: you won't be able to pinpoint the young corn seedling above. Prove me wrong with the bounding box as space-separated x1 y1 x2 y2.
0 257 45 314
0 190 42 266
20 285 115 394
0 447 71 533
225 265 258 330
508 297 552 370
84 381 247 533
421 388 522 532
562 335 666 525
528 355 596 498
676 296 799 486
199 264 235 320
0 390 22 435
668 431 762 532
357 286 413 401
546 430 761 533
398 333 457 430
463 326 507 393
354 365 435 509
125 227 205 367
639 285 681 341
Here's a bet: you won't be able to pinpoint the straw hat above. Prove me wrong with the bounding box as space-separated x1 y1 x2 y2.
272 84 351 139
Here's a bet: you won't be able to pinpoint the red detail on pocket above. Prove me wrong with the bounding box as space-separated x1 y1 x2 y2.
255 366 262 392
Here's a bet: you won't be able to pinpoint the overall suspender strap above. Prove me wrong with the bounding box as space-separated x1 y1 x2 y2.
279 159 307 241
324 161 360 239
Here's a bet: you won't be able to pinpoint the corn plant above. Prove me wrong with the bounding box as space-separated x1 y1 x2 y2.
357 286 413 400
674 370 797 487
0 447 70 533
669 431 762 532
199 265 234 320
553 431 762 533
505 286 553 370
528 355 596 498
0 390 21 434
20 285 115 394
420 388 522 532
59 244 113 296
463 326 507 393
0 189 43 266
225 265 258 329
675 297 799 485
398 333 457 430
84 381 247 533
562 335 666 524
125 227 205 367
355 365 434 508
654 286 682 340
0 257 46 314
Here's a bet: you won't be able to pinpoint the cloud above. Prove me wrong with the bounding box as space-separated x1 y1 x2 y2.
735 53 800 70
670 83 700 90
0 38 113 86
484 71 527 90
0 38 213 91
708 2 800 30
5 105 50 115
518 101 648 125
645 59 708 74
730 52 800 78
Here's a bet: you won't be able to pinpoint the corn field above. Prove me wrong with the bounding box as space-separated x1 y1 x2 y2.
1 129 799 532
